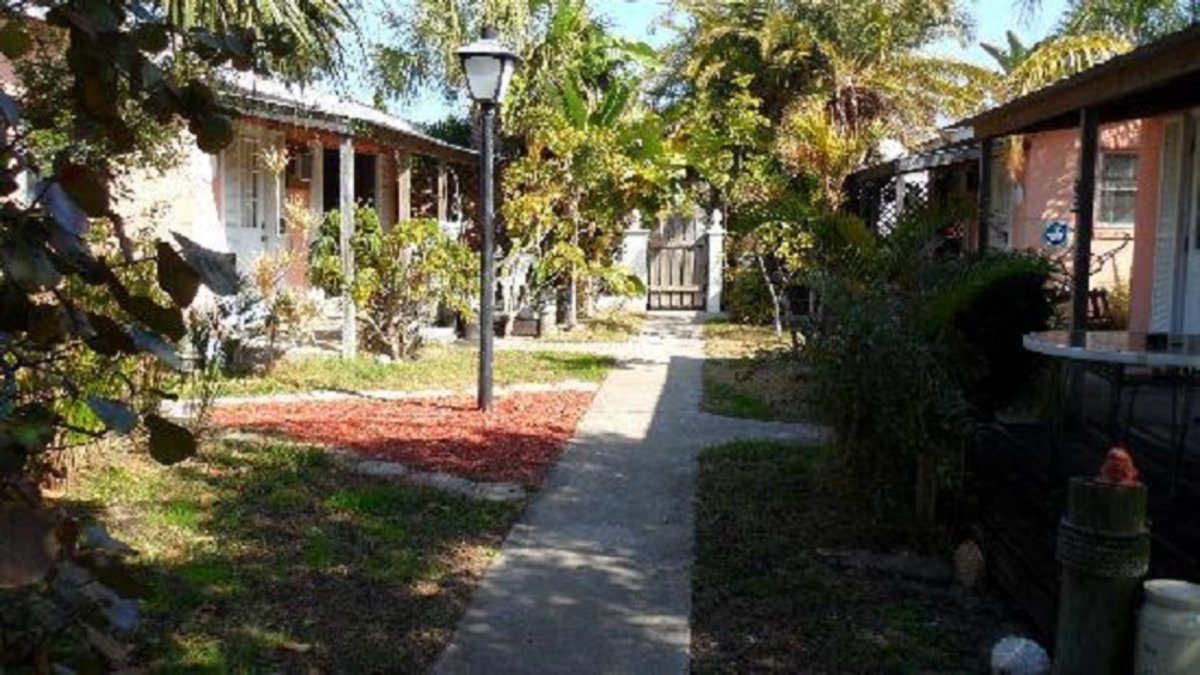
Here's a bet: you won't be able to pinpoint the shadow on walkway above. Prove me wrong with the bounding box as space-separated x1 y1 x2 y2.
434 312 825 674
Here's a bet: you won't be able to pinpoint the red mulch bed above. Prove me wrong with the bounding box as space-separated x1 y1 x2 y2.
210 391 594 486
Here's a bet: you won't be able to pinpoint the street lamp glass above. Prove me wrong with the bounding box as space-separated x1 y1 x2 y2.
456 29 521 104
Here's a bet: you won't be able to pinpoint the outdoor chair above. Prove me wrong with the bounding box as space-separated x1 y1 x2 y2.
1085 288 1116 330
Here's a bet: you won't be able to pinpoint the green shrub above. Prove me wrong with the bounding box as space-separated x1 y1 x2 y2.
1107 280 1131 330
724 265 776 325
946 260 1054 415
806 206 1054 528
309 208 477 359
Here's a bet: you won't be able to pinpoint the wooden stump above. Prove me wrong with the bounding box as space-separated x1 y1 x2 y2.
1052 477 1149 674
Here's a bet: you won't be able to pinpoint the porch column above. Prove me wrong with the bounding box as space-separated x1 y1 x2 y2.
978 137 994 253
374 154 386 226
309 140 324 215
437 160 448 223
1071 108 1099 340
396 151 412 222
339 136 356 358
705 209 726 314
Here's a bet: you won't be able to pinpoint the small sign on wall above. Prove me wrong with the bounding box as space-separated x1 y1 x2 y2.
1043 220 1070 248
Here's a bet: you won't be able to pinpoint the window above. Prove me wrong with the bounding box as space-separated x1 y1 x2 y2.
221 136 267 231
1099 153 1137 226
241 138 263 231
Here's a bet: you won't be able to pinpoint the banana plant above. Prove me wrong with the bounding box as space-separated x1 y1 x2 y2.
535 0 658 327
981 31 1034 74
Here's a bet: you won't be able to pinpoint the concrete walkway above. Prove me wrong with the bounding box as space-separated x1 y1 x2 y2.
434 312 827 674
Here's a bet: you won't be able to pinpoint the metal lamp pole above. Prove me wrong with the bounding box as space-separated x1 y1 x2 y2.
478 102 496 411
457 26 519 412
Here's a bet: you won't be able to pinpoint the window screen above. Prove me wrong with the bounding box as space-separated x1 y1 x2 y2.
1099 153 1137 226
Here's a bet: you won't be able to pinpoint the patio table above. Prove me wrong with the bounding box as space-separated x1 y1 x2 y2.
1023 330 1200 495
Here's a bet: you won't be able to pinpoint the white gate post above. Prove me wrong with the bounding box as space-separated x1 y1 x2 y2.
619 209 650 311
705 209 725 314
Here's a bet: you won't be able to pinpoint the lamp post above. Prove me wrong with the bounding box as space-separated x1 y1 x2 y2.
458 27 521 412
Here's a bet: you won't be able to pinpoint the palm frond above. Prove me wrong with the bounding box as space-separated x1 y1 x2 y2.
1005 31 1132 98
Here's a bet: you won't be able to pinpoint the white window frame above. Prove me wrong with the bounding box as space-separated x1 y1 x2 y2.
1097 151 1138 228
241 136 265 231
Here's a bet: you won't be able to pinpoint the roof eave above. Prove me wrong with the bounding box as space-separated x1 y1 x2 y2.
960 24 1200 139
219 86 477 164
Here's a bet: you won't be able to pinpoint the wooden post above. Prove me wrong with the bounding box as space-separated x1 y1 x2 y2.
1071 107 1099 340
437 160 449 223
1052 477 1149 674
339 136 356 358
978 137 994 254
270 135 283 250
309 140 324 214
373 154 385 226
1064 109 1099 422
396 151 412 223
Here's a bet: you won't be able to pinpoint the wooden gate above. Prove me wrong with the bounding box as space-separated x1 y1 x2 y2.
648 214 706 310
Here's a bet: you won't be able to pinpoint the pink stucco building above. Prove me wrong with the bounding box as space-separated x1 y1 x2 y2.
1000 119 1163 332
849 27 1200 336
967 27 1200 336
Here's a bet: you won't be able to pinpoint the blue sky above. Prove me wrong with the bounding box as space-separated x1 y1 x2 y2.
371 0 1070 125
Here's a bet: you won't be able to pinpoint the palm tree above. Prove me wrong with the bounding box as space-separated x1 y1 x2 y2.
162 0 354 76
763 2 993 206
1060 0 1198 43
1001 31 1131 98
999 0 1197 100
372 0 548 102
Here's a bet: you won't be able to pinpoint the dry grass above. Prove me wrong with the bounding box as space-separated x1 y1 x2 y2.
188 347 614 398
702 320 812 422
692 441 1018 673
546 311 646 343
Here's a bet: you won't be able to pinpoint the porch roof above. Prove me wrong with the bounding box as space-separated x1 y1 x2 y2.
961 24 1200 139
849 139 979 182
220 72 476 164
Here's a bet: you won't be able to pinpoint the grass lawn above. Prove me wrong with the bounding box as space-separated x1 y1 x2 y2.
702 320 811 422
192 346 614 398
692 441 1016 673
62 440 520 672
544 310 645 343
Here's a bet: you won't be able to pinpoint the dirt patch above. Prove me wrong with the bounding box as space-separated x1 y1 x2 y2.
211 391 594 487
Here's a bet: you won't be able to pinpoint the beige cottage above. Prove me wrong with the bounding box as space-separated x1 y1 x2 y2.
116 73 477 287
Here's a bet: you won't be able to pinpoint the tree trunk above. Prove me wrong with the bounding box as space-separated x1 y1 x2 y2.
566 194 582 330
914 454 938 527
780 287 802 361
567 273 577 328
756 253 783 336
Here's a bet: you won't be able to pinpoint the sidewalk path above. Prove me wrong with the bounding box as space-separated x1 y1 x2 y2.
434 312 827 674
